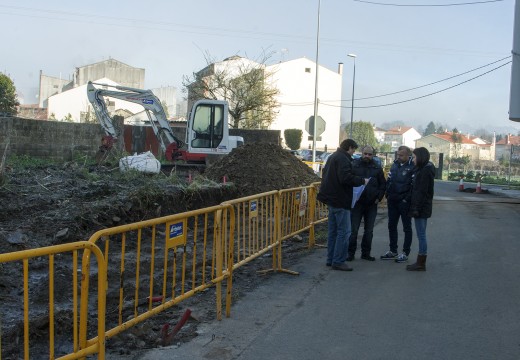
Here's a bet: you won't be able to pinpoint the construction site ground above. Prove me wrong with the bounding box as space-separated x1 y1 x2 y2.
0 143 321 358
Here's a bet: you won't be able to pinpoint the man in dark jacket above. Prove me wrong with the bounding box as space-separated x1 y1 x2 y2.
381 145 415 263
347 146 386 261
317 139 368 271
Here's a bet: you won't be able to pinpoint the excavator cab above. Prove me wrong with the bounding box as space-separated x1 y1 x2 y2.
188 100 228 152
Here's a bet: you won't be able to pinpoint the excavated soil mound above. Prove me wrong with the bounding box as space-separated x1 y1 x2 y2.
204 143 320 196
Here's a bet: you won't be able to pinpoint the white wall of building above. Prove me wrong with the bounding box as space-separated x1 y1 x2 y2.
267 58 342 151
47 78 145 122
402 128 422 149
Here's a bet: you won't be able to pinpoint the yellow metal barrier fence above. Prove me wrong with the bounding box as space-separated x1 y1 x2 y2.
0 241 106 360
221 191 283 273
79 204 235 351
0 182 326 359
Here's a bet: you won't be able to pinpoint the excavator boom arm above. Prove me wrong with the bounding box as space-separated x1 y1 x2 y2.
87 81 183 152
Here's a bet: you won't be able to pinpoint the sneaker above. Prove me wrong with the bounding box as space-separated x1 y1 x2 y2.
361 254 376 261
395 253 408 263
380 251 398 260
346 254 355 262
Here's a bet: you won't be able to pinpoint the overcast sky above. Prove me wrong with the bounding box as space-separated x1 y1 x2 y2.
2 0 519 135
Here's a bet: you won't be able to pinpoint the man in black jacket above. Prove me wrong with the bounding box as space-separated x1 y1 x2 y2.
317 139 368 271
381 145 414 263
347 146 386 261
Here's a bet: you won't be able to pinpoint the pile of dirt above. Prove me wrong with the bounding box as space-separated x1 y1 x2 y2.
204 143 320 196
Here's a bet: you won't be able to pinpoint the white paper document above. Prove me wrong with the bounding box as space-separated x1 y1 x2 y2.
352 180 369 208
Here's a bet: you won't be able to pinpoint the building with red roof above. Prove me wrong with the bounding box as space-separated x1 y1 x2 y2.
416 132 495 160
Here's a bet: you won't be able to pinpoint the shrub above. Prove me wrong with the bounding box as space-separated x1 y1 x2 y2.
284 129 302 150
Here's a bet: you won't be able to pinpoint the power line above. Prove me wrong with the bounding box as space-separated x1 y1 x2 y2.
353 0 505 7
320 61 511 109
333 55 511 102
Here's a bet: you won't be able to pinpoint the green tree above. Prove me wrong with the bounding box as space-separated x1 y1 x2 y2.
424 121 436 136
284 129 303 150
0 73 19 115
62 113 74 122
183 51 280 129
436 125 445 134
451 131 463 143
452 155 471 172
379 143 392 153
344 121 377 149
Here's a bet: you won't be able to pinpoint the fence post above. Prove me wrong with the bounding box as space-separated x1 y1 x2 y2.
308 185 316 248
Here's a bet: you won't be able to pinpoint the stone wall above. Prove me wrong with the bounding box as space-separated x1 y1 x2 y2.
0 117 281 162
0 117 105 162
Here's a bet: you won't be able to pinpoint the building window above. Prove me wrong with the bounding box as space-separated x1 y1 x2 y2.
305 67 311 73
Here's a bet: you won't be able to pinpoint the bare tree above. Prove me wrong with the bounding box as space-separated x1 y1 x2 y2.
183 51 280 129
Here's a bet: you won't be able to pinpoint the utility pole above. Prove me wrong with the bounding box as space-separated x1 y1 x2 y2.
510 0 520 121
312 0 321 163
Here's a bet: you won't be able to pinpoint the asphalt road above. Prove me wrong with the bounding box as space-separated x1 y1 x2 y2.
121 181 520 360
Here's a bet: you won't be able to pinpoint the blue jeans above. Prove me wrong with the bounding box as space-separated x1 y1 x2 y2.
327 206 351 266
414 218 428 255
387 200 413 255
348 202 378 256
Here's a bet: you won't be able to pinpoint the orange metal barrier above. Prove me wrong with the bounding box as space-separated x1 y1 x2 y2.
79 204 235 350
0 241 106 360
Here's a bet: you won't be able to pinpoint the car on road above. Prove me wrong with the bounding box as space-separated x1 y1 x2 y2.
297 149 325 162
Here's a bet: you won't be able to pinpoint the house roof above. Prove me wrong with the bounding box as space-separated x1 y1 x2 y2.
496 135 520 145
77 58 141 70
386 126 413 135
432 132 480 145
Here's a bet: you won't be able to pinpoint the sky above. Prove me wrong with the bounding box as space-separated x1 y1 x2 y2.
2 0 520 136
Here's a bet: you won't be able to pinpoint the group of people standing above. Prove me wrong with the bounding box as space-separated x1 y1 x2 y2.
317 139 435 272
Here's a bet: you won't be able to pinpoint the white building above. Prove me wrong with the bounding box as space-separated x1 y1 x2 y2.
188 56 343 151
267 58 343 151
47 78 178 123
373 126 386 144
47 78 144 122
39 58 145 108
384 126 422 151
495 134 520 160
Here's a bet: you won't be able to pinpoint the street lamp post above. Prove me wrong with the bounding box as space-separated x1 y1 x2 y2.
348 53 356 139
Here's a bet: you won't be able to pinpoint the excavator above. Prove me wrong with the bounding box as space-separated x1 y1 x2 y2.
86 81 244 166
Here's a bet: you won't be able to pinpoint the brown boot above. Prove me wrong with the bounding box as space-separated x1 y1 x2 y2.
406 255 427 271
